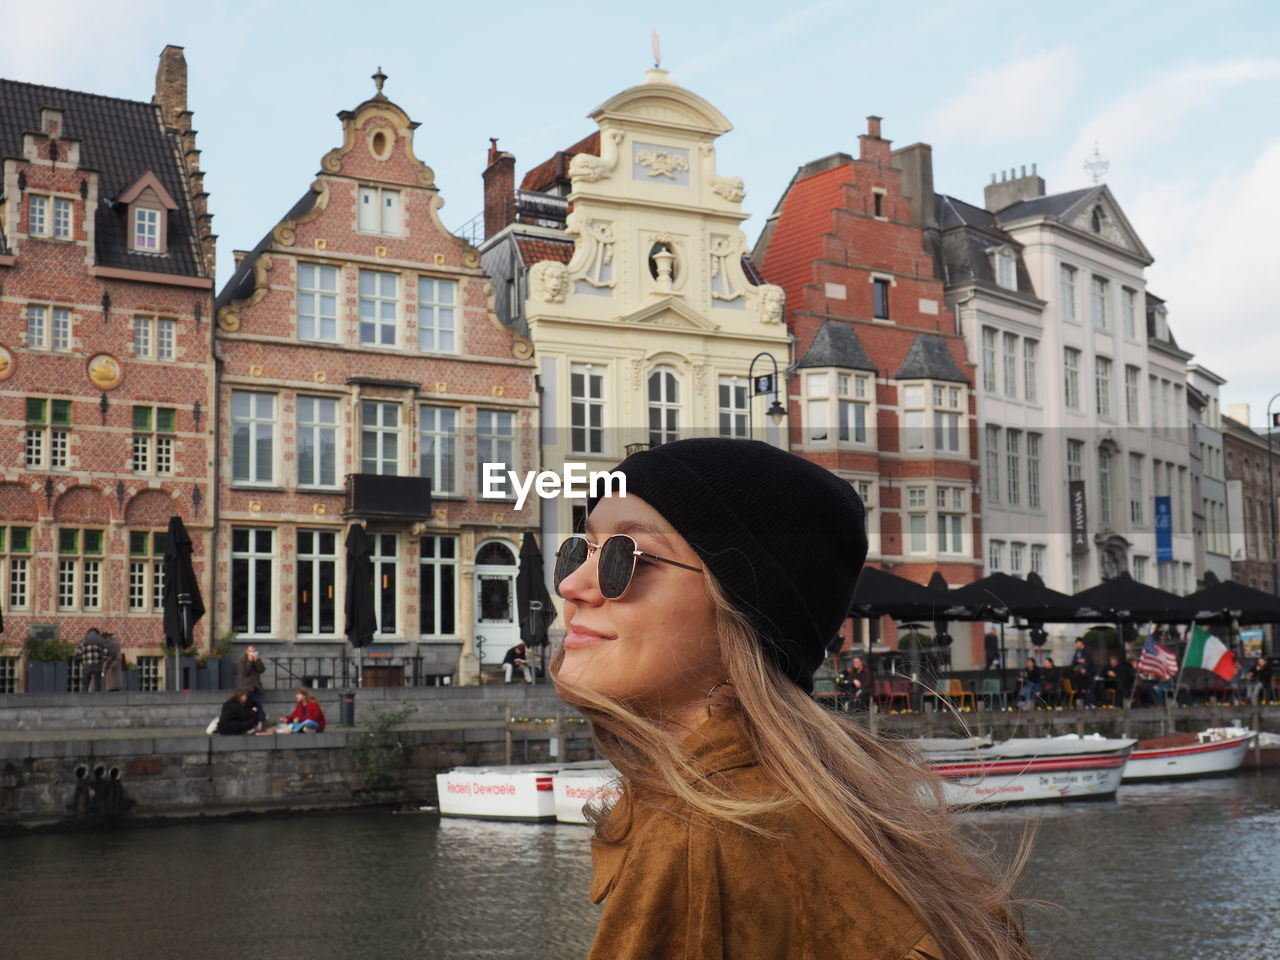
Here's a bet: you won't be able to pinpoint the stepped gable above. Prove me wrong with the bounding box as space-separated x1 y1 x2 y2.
0 78 204 277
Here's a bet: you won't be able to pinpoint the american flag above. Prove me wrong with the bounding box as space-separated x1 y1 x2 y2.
1138 636 1178 680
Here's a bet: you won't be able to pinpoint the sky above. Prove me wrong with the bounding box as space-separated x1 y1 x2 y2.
4 0 1278 424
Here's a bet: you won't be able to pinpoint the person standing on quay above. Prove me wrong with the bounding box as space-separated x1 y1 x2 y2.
239 645 266 732
552 438 1031 960
103 633 124 692
76 628 108 693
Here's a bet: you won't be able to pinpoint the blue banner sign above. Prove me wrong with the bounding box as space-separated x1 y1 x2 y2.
1155 495 1173 563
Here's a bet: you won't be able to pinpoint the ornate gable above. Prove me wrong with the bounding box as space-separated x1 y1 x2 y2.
1063 186 1152 261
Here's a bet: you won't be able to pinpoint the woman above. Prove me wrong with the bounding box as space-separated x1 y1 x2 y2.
552 439 1030 960
216 689 259 735
280 687 326 733
842 655 872 711
1016 656 1043 709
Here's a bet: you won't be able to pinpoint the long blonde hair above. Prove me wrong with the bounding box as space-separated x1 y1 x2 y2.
554 573 1033 960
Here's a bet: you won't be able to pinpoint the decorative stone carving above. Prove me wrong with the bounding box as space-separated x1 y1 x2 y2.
635 149 690 179
757 284 784 324
569 129 624 182
629 359 642 391
693 363 707 396
709 234 744 301
566 213 616 288
529 260 570 303
700 144 744 202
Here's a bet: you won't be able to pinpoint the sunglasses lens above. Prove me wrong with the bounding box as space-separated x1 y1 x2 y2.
598 536 636 600
553 537 589 595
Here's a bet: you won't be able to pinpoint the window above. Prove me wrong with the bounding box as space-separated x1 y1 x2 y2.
1091 276 1109 331
28 195 47 236
1129 453 1145 525
570 364 605 455
1006 429 1021 506
806 372 829 443
231 527 273 636
1095 356 1113 418
420 535 459 637
1009 542 1025 575
989 539 1004 572
1177 465 1188 529
1027 433 1042 510
360 401 400 475
1060 265 1077 321
418 277 457 353
297 530 338 637
648 368 680 446
27 305 72 351
872 278 890 320
372 533 398 634
28 195 73 239
477 409 515 497
297 396 339 487
133 207 161 251
873 191 884 218
1124 365 1140 425
1002 332 1018 397
1067 438 1084 482
1030 544 1046 575
981 327 997 392
419 406 459 495
902 385 925 452
231 391 275 485
57 528 103 611
53 197 73 238
131 406 176 475
907 487 928 554
855 480 875 551
840 375 871 443
25 398 71 470
933 385 961 453
1122 288 1137 339
297 263 339 342
994 249 1017 290
1098 445 1114 525
984 425 1001 504
359 269 399 346
718 377 748 439
1064 348 1081 409
358 185 401 236
133 316 176 360
1023 339 1038 402
128 530 168 613
937 487 965 555
1071 553 1083 593
1 526 33 611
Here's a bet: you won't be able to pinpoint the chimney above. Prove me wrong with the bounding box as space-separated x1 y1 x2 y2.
1227 403 1252 426
859 115 891 165
153 44 188 131
483 138 516 239
983 162 1045 213
892 142 934 230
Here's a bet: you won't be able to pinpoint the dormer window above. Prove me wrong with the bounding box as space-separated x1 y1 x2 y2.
992 247 1017 290
27 195 74 240
117 170 178 256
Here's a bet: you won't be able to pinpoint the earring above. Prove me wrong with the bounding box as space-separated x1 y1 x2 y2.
706 680 733 717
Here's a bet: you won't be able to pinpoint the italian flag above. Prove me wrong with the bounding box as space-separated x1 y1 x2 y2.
1183 626 1237 681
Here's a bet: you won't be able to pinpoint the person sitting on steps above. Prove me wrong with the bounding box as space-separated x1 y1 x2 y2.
503 642 533 683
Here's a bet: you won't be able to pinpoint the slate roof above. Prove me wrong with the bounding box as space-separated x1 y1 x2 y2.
795 320 876 371
996 187 1093 221
893 334 968 383
934 193 1036 298
0 78 204 277
214 188 319 313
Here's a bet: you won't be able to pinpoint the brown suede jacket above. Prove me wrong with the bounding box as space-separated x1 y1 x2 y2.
588 707 942 960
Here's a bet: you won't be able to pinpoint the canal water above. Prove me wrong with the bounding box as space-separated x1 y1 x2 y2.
3 772 1278 960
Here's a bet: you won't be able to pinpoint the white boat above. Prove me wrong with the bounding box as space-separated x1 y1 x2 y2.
436 763 559 821
920 734 1135 806
552 762 620 824
1121 726 1255 782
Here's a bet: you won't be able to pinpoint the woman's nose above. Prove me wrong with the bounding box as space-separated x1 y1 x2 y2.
558 549 604 604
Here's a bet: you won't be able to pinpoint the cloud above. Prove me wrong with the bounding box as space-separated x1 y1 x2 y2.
931 49 1079 141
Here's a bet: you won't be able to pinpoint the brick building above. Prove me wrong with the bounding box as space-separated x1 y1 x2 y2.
213 72 537 684
0 46 216 689
753 118 983 666
1222 408 1279 595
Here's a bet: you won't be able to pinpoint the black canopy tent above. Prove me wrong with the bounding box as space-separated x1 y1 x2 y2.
850 567 988 622
1187 578 1280 626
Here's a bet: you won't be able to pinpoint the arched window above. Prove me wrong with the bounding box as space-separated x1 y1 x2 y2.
1091 206 1105 234
475 541 515 566
648 367 680 446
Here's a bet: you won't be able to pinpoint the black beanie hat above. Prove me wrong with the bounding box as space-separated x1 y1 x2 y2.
589 438 868 693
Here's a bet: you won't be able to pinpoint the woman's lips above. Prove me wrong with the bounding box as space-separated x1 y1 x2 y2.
564 626 615 650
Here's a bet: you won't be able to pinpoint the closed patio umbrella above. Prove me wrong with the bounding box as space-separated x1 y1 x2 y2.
162 515 205 692
344 522 377 687
516 532 556 682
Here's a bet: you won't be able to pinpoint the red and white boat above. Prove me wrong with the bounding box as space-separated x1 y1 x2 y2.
1121 726 1255 782
436 764 559 821
552 762 620 824
920 735 1134 806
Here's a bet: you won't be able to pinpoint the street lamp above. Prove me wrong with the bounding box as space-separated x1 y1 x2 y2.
747 351 787 437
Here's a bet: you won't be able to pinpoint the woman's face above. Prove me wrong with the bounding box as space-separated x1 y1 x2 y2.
852 657 864 671
555 493 722 730
295 691 305 703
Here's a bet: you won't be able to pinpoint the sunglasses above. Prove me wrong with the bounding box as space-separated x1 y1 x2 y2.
553 534 703 600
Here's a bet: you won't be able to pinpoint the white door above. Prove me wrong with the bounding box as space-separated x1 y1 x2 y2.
473 540 517 665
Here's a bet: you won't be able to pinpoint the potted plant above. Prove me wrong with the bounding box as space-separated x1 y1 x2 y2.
24 632 76 693
197 630 238 689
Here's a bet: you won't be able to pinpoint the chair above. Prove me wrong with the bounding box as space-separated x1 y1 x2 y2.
1058 676 1077 708
944 678 975 711
874 678 910 712
978 677 1008 710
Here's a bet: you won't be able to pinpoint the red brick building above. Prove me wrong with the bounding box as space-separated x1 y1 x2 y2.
213 72 537 684
0 46 216 689
754 118 984 666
